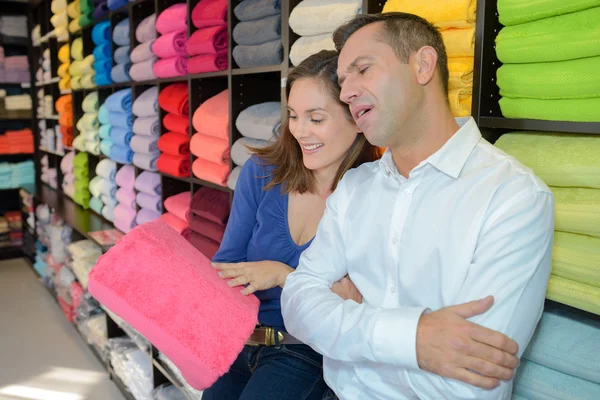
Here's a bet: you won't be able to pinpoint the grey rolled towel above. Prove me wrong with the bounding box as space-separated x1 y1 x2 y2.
233 15 280 46
234 0 280 22
233 40 282 68
235 101 281 141
228 166 242 190
231 137 270 166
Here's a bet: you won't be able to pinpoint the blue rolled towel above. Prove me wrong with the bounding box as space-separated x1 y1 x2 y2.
105 88 132 112
132 116 159 136
99 124 112 139
100 138 113 157
108 111 133 129
92 20 111 45
113 18 130 46
132 86 158 117
101 194 118 208
111 62 131 83
235 101 281 140
107 0 127 11
98 104 110 124
90 196 104 214
233 40 282 68
133 152 159 172
114 45 130 64
110 144 134 164
93 58 112 75
234 0 280 22
110 127 133 146
233 15 281 46
93 44 111 61
94 70 112 86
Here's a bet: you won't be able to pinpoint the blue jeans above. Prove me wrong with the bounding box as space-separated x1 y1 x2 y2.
202 344 328 400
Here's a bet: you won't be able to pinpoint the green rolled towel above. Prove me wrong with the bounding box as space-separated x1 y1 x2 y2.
496 6 600 63
547 274 600 315
495 132 600 189
553 231 600 287
71 37 83 61
74 189 90 209
82 91 99 113
497 56 600 100
80 0 93 14
74 167 89 180
552 187 600 238
73 151 89 168
76 112 99 131
74 180 89 194
499 97 600 123
498 0 600 26
79 12 93 27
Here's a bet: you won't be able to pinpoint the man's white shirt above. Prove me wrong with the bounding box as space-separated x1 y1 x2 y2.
281 117 555 399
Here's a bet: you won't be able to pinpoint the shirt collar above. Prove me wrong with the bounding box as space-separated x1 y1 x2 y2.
379 117 482 180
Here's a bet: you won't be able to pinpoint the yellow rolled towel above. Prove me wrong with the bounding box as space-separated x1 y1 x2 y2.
448 87 472 117
71 75 82 90
552 187 600 239
442 27 475 57
383 0 476 29
546 274 600 315
57 63 70 78
69 18 82 34
59 76 71 91
553 231 600 287
81 73 96 89
67 0 81 19
54 26 68 42
58 44 70 64
71 38 84 61
448 57 473 90
50 11 68 28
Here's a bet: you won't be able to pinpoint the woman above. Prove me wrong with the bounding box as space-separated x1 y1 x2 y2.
202 50 380 400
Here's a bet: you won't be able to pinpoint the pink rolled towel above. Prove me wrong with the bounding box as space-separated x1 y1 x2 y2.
192 157 230 187
152 29 188 58
116 165 136 190
131 41 155 63
190 133 230 164
87 220 260 390
113 203 137 233
153 56 188 78
160 212 188 234
192 0 227 28
187 26 227 56
164 191 191 222
156 4 188 35
188 53 227 74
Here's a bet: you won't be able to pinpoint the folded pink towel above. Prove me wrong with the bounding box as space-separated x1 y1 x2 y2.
187 26 227 56
156 4 188 35
192 157 230 187
116 188 137 210
116 165 135 190
131 40 155 63
190 133 230 164
160 212 189 234
188 53 228 74
131 58 158 82
192 0 227 28
152 29 188 58
88 220 260 390
164 191 191 222
192 89 229 140
153 56 188 78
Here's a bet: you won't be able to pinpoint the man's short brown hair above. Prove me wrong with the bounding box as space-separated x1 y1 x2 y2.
333 12 450 94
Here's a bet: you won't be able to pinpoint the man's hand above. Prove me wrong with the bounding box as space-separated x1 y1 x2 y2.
416 296 519 389
213 261 294 295
331 275 363 303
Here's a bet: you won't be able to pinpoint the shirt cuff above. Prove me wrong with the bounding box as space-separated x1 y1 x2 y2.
372 307 426 370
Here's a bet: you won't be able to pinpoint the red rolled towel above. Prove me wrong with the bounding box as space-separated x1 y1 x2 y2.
191 0 227 28
158 153 191 177
187 213 225 243
160 212 189 234
192 89 229 140
187 184 230 226
190 133 229 164
158 132 190 156
188 53 228 74
159 83 189 117
187 26 228 56
164 113 190 135
183 230 221 259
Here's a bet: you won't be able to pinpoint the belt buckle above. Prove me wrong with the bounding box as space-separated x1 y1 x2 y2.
265 327 285 346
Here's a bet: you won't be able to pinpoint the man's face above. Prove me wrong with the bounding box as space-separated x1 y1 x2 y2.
337 22 423 148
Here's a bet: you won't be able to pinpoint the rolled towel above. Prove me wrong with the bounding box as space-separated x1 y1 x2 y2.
98 104 110 124
58 44 71 63
500 97 600 123
552 188 600 238
382 0 475 29
94 58 112 74
107 0 127 11
133 152 160 171
105 88 132 112
156 4 188 35
116 188 136 209
164 191 191 222
192 157 229 187
51 0 67 13
98 178 117 198
448 87 472 117
95 70 112 86
90 196 104 214
136 208 162 225
108 111 133 129
190 133 229 164
71 37 84 60
498 0 600 26
85 139 101 155
136 192 162 213
110 144 134 164
82 91 99 113
164 113 189 134
58 63 70 78
184 230 221 259
233 15 280 46
235 101 281 140
72 134 87 152
100 139 114 157
92 20 111 45
81 73 97 89
114 46 130 64
188 53 228 74
157 154 190 177
133 86 159 117
192 89 228 140
112 18 130 46
77 113 99 131
111 62 131 83
191 0 227 28
158 132 190 156
131 41 155 63
188 186 229 225
290 34 335 67
115 164 135 189
160 212 189 234
234 0 280 21
130 58 159 82
131 135 159 153
187 213 225 243
233 40 282 68
102 203 115 222
89 176 105 198
93 1 109 20
552 231 600 287
227 166 241 190
96 158 117 181
135 171 162 196
153 56 188 78
102 194 118 208
110 127 133 147
113 203 137 233
158 83 189 117
231 137 269 166
448 57 474 90
99 124 112 139
152 29 188 58
133 116 160 137
136 13 156 43
187 26 228 56
442 28 475 58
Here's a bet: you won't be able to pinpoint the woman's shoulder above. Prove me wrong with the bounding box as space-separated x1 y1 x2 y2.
238 155 280 192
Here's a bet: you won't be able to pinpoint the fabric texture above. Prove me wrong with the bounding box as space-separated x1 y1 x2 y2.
131 40 155 63
130 58 158 81
546 274 600 315
133 152 160 172
289 0 360 36
153 57 188 78
164 191 191 222
192 157 229 186
164 113 189 134
233 15 280 46
187 26 228 56
152 30 188 58
191 0 228 28
234 0 280 22
233 40 282 68
133 86 159 117
231 137 269 166
157 154 190 177
235 101 281 141
190 134 230 164
159 84 189 117
188 53 228 74
382 0 476 29
135 171 161 195
500 96 600 123
552 230 600 288
497 0 600 26
290 34 335 66
158 132 190 156
113 18 130 46
133 116 160 137
136 208 162 225
136 13 157 43
552 187 600 238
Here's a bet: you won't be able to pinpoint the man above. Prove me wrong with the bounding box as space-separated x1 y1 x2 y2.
281 13 554 400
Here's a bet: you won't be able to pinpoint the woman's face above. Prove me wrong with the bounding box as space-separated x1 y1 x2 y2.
287 78 359 172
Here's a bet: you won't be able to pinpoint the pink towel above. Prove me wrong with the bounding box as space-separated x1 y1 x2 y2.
187 26 227 56
152 29 188 58
131 40 155 63
164 191 191 222
156 4 188 35
187 213 225 243
188 53 228 74
116 165 135 190
192 0 227 28
192 89 229 140
116 188 137 210
153 56 188 78
87 220 260 390
190 133 230 164
187 186 229 225
184 229 221 259
192 157 230 187
131 58 158 82
113 204 137 233
160 212 188 234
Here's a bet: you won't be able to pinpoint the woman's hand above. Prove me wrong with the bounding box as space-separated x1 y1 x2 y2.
213 261 295 295
331 276 363 304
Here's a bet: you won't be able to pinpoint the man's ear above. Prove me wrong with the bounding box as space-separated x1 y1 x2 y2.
414 46 438 86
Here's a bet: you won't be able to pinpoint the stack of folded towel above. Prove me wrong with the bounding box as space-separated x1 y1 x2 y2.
131 13 157 81
58 43 71 90
495 132 600 316
289 0 360 66
0 15 28 38
106 88 134 164
114 165 137 233
383 0 476 117
0 128 34 154
73 152 90 208
37 89 54 118
92 21 112 86
134 171 162 226
76 91 101 155
4 94 32 111
70 38 95 90
513 303 600 398
0 160 34 189
68 240 102 289
40 155 58 189
230 102 280 189
51 0 69 41
67 0 82 34
56 94 74 148
161 191 190 235
98 102 113 157
41 126 57 152
496 1 600 122
157 83 190 177
132 87 160 171
232 0 282 68
0 47 30 83
89 159 118 221
112 18 131 83
61 151 75 198
79 0 94 27
94 0 110 20
152 4 188 78
188 0 228 74
40 48 52 82
191 90 230 186
185 187 229 258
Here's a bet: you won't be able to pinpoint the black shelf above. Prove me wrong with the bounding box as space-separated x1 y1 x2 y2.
39 148 65 156
152 358 196 400
191 177 231 193
0 153 34 161
232 65 284 75
0 246 22 260
479 117 600 135
0 35 29 47
0 111 33 120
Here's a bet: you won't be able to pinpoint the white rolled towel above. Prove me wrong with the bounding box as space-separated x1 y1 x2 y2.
289 0 362 36
290 34 336 67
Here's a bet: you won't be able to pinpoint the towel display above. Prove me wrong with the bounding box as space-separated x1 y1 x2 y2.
383 0 476 29
133 152 160 172
152 30 188 58
116 188 136 210
136 13 157 43
153 56 188 78
234 0 280 21
551 188 600 238
498 0 600 26
227 166 241 190
116 164 135 190
190 134 230 164
231 137 269 167
111 61 131 83
164 191 191 222
187 25 228 60
233 14 280 46
133 117 160 137
160 212 189 235
131 135 158 154
73 152 90 209
110 128 133 147
110 144 134 164
235 101 281 141
192 0 227 28
113 18 130 46
232 39 282 68
136 208 162 225
188 53 228 74
114 203 137 233
131 41 155 63
158 132 190 156
188 185 229 225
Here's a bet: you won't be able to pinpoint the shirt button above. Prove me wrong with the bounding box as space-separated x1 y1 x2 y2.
404 188 412 195
390 286 396 294
392 236 399 245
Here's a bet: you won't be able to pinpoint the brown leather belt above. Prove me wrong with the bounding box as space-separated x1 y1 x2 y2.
246 326 304 346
